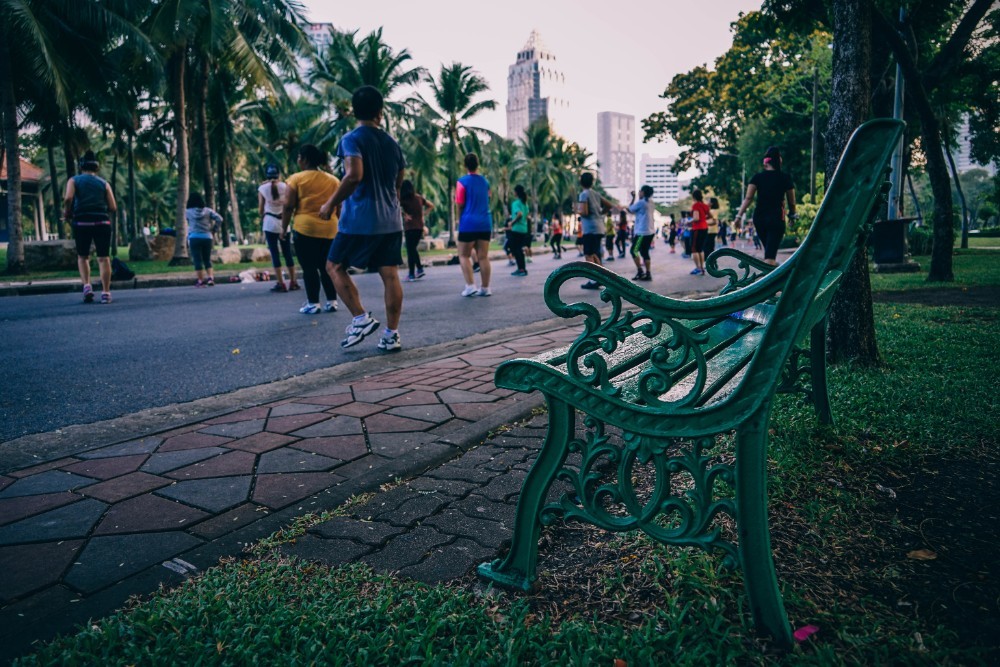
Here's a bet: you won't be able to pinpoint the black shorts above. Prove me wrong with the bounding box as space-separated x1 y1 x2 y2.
631 234 654 260
582 233 604 257
328 231 402 271
73 222 112 257
690 228 707 253
458 231 492 243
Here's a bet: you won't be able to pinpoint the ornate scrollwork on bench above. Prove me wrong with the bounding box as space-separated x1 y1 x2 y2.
539 416 739 568
705 249 778 295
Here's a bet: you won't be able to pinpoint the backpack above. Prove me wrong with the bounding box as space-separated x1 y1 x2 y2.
112 257 136 281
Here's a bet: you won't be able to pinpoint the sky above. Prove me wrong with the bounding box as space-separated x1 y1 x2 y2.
301 0 764 177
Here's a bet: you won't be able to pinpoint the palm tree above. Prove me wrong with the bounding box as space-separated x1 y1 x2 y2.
1 0 153 274
418 63 497 246
514 120 564 223
311 27 425 136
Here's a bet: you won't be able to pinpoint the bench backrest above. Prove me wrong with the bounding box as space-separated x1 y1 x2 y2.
730 118 904 418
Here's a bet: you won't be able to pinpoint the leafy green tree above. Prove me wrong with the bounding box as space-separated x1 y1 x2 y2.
418 63 497 246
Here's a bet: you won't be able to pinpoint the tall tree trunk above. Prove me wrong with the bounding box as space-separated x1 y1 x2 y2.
170 50 192 265
128 129 137 239
825 0 880 366
1 40 26 274
111 149 120 255
942 129 969 249
917 109 955 280
447 127 457 247
226 152 244 243
197 57 215 211
217 149 230 247
46 144 64 239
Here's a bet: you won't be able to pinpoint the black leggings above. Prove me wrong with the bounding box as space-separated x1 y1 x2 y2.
293 231 336 304
549 233 563 255
404 229 423 275
615 231 628 255
754 218 786 260
508 231 529 272
265 231 294 269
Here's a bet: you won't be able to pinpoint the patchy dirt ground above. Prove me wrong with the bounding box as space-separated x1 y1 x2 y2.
873 286 1000 308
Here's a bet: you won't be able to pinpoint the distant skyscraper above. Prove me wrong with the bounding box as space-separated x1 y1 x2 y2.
597 112 635 191
305 22 334 52
956 113 998 176
506 31 568 140
639 154 681 205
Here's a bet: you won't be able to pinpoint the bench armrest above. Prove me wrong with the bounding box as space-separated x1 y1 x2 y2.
705 248 780 295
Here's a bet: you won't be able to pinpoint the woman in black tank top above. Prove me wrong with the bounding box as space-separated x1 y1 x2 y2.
733 146 796 265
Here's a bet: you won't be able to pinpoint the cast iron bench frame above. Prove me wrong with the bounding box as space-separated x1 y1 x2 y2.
477 119 905 647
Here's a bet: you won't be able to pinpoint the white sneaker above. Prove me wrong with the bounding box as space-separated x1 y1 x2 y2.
341 314 380 348
461 286 478 297
323 301 338 313
478 287 492 297
300 302 320 314
377 330 401 352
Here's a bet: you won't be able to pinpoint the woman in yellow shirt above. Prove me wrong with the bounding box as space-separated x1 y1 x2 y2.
282 144 341 314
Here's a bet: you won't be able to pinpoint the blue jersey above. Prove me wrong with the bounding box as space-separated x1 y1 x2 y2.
457 174 492 232
336 125 406 235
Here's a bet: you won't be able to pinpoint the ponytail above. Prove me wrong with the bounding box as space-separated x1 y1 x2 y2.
270 180 279 200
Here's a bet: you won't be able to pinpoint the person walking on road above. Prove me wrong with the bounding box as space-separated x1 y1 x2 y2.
320 85 407 352
615 210 629 258
399 179 433 282
627 185 655 281
63 150 117 303
603 212 616 262
576 171 614 290
733 146 796 266
258 164 299 293
705 196 721 257
185 192 222 287
549 215 563 258
283 144 340 314
689 189 710 275
507 184 531 276
455 152 493 297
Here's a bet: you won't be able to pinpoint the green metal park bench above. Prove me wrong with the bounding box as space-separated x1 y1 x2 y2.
477 119 905 648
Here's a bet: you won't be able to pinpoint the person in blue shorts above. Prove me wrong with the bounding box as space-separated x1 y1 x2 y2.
320 86 406 352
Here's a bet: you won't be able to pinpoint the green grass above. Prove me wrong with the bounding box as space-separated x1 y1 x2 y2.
870 248 1000 291
13 253 1000 666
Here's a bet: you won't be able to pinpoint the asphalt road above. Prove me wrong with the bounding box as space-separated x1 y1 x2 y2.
2 245 738 442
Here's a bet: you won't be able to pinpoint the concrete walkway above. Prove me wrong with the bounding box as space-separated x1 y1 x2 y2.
0 322 577 662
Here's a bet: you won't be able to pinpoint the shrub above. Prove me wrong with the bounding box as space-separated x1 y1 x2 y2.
908 225 933 255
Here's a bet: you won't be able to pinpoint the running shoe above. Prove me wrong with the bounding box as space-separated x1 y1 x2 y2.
341 314 380 348
206 278 215 286
300 302 321 314
690 268 703 275
461 286 478 297
270 283 287 292
473 263 481 273
195 279 206 288
323 301 338 313
632 271 645 280
377 330 402 352
83 285 94 303
478 287 492 297
637 273 652 282
581 281 601 290
414 270 426 280
289 281 301 291
507 259 515 266
100 292 112 304
511 270 528 277
406 274 416 282
605 256 615 262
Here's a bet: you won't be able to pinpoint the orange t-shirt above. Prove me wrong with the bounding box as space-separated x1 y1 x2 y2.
286 169 340 239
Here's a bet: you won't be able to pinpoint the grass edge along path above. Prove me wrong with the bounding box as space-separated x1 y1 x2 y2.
15 301 999 666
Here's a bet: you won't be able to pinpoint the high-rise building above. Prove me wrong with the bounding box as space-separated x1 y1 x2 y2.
305 22 334 52
597 112 635 193
956 113 998 176
639 154 681 205
506 31 568 140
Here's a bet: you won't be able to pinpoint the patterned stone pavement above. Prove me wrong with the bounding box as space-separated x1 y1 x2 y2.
0 326 577 662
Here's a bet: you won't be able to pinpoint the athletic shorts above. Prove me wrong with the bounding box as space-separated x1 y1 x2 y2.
631 234 654 260
73 222 112 258
328 231 402 271
690 228 707 253
457 231 492 243
581 233 604 257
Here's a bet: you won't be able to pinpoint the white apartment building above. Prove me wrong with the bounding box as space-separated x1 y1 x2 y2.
639 154 681 205
506 31 569 140
956 114 998 176
305 22 334 52
597 112 635 192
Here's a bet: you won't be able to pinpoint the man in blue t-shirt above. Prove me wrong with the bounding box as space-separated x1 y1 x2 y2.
321 86 406 352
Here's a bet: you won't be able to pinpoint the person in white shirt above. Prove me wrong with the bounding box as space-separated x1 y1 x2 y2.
258 163 299 292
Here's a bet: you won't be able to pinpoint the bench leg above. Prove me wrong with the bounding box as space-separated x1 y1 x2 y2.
736 407 793 649
477 397 575 591
810 320 834 426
